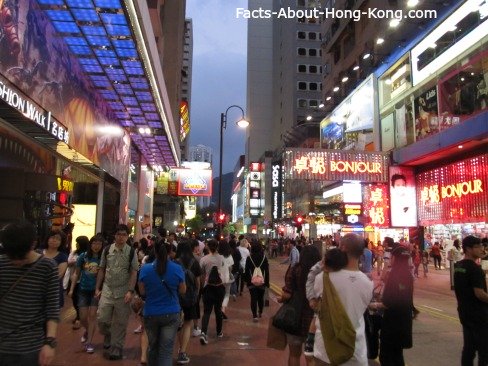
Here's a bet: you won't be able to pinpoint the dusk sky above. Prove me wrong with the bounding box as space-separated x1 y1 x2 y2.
186 0 248 175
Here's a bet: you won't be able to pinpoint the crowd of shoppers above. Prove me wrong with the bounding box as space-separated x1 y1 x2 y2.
1 219 487 366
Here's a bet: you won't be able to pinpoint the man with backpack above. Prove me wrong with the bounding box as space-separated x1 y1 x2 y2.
95 224 139 360
198 239 226 345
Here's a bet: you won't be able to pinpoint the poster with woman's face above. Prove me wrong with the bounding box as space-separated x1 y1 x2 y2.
389 166 418 227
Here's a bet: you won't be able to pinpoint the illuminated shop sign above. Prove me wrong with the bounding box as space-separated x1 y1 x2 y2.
57 177 74 192
271 161 283 220
416 154 488 225
176 168 212 197
420 180 484 204
180 101 190 142
248 162 263 218
343 203 362 225
363 184 390 229
389 166 417 227
0 78 69 144
284 148 389 182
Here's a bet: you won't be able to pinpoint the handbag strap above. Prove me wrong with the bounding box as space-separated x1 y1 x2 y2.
0 255 44 305
153 262 177 301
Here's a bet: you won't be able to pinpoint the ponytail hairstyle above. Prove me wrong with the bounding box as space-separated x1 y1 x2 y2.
155 239 168 275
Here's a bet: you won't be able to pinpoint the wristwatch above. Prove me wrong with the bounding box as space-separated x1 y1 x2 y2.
44 337 57 349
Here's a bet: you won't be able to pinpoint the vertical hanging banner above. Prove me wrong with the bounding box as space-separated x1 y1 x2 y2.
363 183 390 229
389 166 417 227
271 161 282 220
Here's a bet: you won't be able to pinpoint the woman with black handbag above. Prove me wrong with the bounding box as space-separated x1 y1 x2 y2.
277 245 320 366
378 246 414 366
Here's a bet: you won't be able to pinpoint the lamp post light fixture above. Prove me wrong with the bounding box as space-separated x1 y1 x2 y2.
217 105 249 238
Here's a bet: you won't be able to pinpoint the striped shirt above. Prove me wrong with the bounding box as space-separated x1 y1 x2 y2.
0 255 60 353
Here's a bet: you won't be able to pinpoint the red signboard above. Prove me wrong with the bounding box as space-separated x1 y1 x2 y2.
416 154 488 225
363 184 390 229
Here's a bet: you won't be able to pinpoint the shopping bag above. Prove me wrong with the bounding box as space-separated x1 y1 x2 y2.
266 316 287 350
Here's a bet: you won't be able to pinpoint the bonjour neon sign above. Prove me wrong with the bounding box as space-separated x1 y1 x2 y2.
421 179 484 204
293 156 383 175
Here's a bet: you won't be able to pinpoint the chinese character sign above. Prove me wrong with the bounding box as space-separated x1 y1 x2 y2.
416 154 488 225
363 184 390 228
389 166 417 227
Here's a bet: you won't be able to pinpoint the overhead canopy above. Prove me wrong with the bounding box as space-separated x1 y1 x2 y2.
37 0 178 167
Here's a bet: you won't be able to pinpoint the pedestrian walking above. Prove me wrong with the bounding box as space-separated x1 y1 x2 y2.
0 221 59 366
67 236 89 330
139 240 185 366
199 239 226 345
453 235 488 366
41 230 69 309
68 234 104 354
218 240 234 320
245 242 270 322
421 249 429 277
175 240 201 364
431 242 442 270
379 246 414 366
95 224 139 360
312 233 373 365
279 245 321 366
237 239 250 296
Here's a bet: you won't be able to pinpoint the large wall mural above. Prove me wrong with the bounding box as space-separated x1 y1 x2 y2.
0 0 130 183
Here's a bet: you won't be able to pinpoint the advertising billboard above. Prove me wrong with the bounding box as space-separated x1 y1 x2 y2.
389 166 417 227
177 168 212 197
0 0 130 183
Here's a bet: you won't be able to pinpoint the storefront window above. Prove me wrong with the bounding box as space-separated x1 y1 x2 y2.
438 48 488 127
379 54 411 107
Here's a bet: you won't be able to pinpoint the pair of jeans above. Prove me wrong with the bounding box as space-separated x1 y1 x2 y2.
144 312 180 366
201 285 225 335
461 323 488 366
0 351 39 366
249 286 265 318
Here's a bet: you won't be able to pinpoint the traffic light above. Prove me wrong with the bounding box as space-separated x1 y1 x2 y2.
218 213 226 223
294 215 304 233
296 216 303 224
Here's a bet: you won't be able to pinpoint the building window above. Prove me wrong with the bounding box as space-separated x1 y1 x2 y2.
298 64 307 73
308 32 317 40
309 65 318 73
297 31 306 39
298 48 307 56
298 82 307 90
309 49 317 57
297 0 305 6
309 100 318 107
309 83 318 91
298 99 307 108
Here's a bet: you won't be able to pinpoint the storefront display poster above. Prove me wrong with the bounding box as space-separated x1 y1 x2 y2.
389 166 417 227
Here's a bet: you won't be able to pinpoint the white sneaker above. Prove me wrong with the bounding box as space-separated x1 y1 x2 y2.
192 327 201 337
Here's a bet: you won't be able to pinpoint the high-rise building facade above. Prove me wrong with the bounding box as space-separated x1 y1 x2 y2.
180 19 193 161
189 145 213 208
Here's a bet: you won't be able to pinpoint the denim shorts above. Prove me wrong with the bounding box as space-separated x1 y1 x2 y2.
78 289 99 308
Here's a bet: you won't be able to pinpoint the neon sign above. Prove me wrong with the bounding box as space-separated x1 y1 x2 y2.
363 184 390 228
57 177 74 192
420 179 483 204
0 78 70 144
330 161 382 174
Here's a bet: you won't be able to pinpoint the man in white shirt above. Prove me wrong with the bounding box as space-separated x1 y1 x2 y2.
313 233 373 366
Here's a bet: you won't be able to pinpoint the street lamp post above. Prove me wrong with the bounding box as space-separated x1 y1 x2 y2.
217 105 249 238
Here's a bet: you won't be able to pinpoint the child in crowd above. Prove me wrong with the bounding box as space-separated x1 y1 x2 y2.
303 248 348 356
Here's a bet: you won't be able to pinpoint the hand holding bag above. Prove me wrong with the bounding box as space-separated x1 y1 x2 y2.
272 292 302 335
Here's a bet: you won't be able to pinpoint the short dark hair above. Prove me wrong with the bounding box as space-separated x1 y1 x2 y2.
383 237 394 248
87 234 105 258
45 230 68 254
324 248 347 271
207 239 219 253
391 174 407 187
1 221 37 260
462 235 481 252
115 224 130 235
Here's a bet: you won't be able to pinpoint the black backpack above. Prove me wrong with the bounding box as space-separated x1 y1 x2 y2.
207 265 223 286
178 258 198 307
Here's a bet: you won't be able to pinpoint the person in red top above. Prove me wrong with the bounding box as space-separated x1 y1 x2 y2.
431 242 442 270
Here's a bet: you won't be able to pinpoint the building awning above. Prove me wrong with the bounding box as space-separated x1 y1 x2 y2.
37 0 178 168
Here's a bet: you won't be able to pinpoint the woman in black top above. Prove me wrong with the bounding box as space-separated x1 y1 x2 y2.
244 241 269 321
